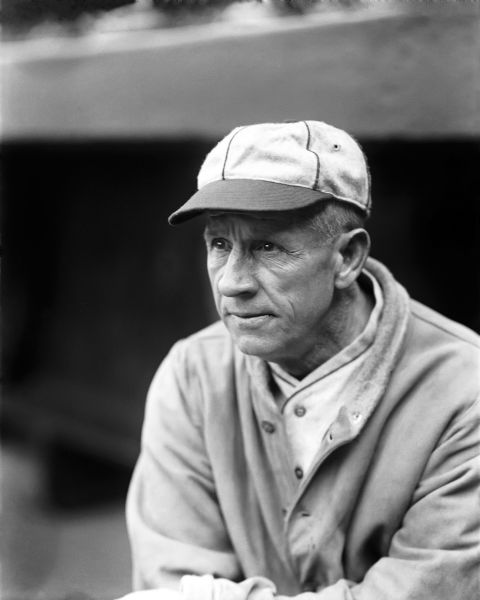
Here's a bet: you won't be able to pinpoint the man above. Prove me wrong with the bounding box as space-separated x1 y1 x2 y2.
122 121 480 600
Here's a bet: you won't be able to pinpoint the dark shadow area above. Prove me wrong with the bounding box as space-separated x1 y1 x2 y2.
45 438 133 510
366 139 480 332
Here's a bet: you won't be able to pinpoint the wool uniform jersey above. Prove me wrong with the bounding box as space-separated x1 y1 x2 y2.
127 259 480 600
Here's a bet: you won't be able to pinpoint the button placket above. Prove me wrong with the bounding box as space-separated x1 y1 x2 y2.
294 405 306 417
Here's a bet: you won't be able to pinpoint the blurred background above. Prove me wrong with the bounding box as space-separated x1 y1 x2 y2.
1 1 479 599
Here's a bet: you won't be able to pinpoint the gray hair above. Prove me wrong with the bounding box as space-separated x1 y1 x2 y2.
292 199 368 241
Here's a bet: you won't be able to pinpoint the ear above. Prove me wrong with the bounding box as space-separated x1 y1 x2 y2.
333 229 371 290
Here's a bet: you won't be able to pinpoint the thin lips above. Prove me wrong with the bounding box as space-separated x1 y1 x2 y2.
228 311 274 318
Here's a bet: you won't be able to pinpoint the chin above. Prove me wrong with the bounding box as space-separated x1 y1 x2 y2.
231 333 281 362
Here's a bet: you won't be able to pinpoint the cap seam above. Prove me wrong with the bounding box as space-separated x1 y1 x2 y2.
221 126 246 180
303 120 320 190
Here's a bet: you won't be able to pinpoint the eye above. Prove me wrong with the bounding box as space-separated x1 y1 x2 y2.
210 238 228 251
256 241 277 252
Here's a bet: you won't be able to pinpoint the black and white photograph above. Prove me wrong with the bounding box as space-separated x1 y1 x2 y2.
1 2 479 600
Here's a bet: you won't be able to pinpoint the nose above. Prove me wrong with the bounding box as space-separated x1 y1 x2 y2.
217 250 258 297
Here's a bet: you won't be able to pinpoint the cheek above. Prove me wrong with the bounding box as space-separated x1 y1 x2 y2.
282 273 333 318
206 264 215 287
207 265 222 306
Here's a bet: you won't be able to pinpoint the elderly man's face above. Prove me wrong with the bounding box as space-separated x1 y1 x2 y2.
204 212 340 374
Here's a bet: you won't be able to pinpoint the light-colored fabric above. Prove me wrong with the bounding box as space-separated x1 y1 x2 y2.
126 258 480 600
269 273 384 475
115 590 182 600
181 575 276 600
168 121 370 224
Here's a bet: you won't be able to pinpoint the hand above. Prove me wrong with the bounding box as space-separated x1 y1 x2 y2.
115 589 183 600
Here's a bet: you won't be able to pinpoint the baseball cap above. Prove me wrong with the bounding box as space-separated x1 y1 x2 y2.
168 120 371 225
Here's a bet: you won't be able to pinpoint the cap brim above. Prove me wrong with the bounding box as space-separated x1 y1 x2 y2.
168 179 333 225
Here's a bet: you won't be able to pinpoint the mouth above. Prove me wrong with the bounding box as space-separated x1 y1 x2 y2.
229 312 273 318
227 312 275 327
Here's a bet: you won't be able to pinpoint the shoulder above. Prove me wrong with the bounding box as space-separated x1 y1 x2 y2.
409 299 480 350
173 320 236 365
153 320 240 393
398 299 480 411
145 321 239 426
185 319 232 345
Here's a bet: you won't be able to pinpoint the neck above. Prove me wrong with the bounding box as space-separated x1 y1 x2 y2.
279 282 374 379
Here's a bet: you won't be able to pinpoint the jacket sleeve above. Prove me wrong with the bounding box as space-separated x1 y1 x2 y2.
338 394 480 600
179 396 480 600
126 341 243 590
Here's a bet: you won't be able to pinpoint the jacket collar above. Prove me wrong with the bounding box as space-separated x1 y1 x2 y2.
244 257 410 435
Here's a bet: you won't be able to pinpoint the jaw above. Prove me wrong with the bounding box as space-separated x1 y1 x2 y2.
226 325 310 375
228 316 348 378
224 317 284 360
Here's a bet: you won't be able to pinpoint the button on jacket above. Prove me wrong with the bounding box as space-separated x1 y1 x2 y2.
127 258 480 600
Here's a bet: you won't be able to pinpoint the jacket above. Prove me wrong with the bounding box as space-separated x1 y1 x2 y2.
126 258 480 600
